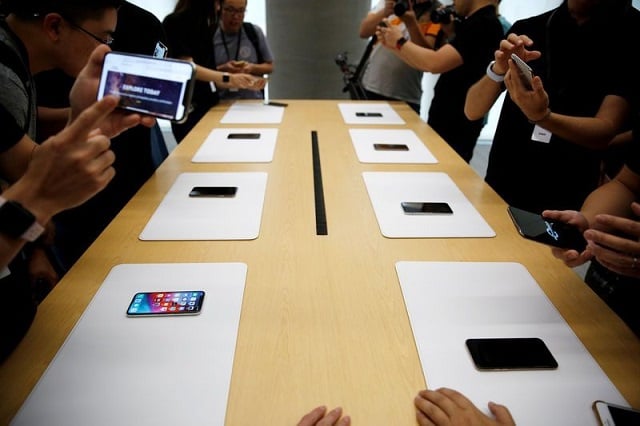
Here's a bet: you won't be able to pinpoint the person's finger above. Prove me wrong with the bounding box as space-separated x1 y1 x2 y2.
58 96 118 144
316 407 343 426
437 387 474 409
297 406 327 426
488 401 516 425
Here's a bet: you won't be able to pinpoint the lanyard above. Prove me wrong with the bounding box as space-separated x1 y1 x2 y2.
220 26 242 62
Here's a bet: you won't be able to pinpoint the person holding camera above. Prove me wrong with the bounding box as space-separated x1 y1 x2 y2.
376 0 504 163
358 0 442 115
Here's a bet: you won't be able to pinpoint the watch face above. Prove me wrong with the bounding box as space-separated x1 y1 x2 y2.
0 198 37 239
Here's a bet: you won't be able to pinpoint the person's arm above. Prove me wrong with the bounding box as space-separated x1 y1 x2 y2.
359 1 394 38
0 96 119 270
465 33 538 120
505 59 630 150
376 22 462 73
190 61 266 91
36 106 70 141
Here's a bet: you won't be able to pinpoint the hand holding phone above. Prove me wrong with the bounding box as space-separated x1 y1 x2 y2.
510 53 533 89
507 206 587 251
97 52 196 123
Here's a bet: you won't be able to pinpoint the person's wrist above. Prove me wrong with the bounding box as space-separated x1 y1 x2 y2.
528 108 551 124
485 61 505 83
396 36 408 50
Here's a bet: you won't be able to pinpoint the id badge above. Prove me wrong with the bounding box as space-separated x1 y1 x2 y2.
531 125 552 143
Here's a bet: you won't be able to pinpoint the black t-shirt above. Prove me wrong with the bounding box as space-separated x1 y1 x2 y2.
485 4 640 213
427 5 504 162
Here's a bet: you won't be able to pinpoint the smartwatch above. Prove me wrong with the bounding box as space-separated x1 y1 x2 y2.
486 61 505 83
0 196 45 242
396 36 408 51
222 73 230 83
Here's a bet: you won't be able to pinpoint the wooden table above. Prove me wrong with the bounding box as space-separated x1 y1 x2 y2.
1 100 639 425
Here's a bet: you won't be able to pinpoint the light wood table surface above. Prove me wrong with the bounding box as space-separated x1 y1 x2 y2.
1 100 639 425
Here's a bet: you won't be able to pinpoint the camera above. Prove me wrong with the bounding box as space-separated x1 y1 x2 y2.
430 5 457 24
394 0 433 18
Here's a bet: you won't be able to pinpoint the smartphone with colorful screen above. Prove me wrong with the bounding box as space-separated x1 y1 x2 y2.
126 291 205 316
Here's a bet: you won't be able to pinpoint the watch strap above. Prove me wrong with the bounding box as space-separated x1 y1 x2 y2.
0 196 45 242
396 36 408 51
486 61 505 83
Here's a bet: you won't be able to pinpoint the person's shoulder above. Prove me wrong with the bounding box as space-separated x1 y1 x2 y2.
118 2 161 26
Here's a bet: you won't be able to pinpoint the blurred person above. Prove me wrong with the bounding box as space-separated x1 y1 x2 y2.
34 1 171 272
213 0 273 100
358 0 443 114
464 0 639 213
162 0 266 142
377 0 504 162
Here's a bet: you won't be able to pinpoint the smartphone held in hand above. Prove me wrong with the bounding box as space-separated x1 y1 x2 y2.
510 53 533 89
507 206 587 251
98 52 196 123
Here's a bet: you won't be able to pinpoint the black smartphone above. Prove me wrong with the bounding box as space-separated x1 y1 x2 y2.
593 400 640 426
97 52 196 123
266 101 288 107
373 143 409 151
356 112 383 117
189 186 238 197
507 206 587 251
126 290 205 316
401 202 453 214
466 337 558 370
227 133 261 139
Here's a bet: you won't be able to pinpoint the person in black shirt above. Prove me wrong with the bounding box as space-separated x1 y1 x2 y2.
376 0 504 163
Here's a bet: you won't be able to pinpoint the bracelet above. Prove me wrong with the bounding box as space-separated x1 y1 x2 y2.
528 108 551 124
485 61 505 83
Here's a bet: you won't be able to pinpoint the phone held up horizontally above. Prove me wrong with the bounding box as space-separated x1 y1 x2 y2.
507 206 587 251
97 52 196 123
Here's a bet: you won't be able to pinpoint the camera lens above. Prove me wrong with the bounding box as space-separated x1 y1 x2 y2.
430 5 455 24
394 0 409 17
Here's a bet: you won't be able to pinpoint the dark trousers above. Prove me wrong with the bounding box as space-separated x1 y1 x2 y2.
363 89 420 115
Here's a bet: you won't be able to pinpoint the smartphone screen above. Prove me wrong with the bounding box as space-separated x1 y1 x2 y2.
126 291 205 316
374 143 409 151
466 338 558 370
593 400 640 426
97 52 196 123
356 112 383 117
189 186 238 197
401 202 453 214
227 133 261 139
507 206 587 251
510 53 533 89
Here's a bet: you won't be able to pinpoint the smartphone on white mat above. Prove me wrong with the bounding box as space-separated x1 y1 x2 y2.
593 400 640 425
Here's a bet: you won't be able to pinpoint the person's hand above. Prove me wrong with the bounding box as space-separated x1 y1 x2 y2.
581 202 640 278
11 96 120 223
383 0 395 16
217 60 248 73
297 406 350 426
376 20 404 49
69 44 156 138
504 57 549 123
543 209 593 267
492 33 539 76
415 388 515 426
229 72 266 91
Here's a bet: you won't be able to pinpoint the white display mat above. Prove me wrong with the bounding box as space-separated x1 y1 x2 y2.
349 128 437 164
219 101 284 124
140 172 267 240
192 128 278 163
362 172 494 238
11 262 247 426
396 261 627 426
338 102 405 125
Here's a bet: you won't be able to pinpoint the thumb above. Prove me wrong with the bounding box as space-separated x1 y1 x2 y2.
59 96 118 144
488 401 516 425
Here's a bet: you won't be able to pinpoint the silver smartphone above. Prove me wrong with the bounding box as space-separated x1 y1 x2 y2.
593 400 640 426
510 53 533 89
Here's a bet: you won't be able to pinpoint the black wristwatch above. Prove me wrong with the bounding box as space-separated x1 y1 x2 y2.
222 73 230 83
0 196 45 242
